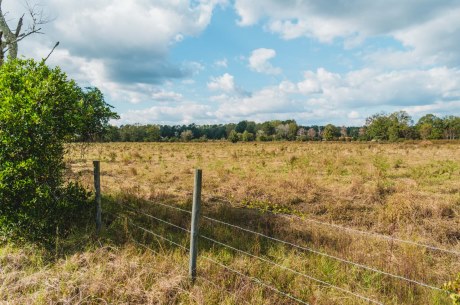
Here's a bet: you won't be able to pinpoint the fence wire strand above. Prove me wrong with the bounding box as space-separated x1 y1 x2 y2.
200 234 384 305
105 197 450 303
130 222 189 251
201 255 311 305
203 194 460 256
144 199 192 215
202 215 444 292
124 213 309 305
124 206 191 233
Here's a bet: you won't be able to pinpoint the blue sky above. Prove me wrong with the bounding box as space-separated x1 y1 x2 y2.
4 0 460 126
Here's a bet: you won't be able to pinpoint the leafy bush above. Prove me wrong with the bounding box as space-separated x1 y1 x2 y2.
0 59 94 245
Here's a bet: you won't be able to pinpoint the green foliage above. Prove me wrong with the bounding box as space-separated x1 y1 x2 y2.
416 114 444 140
241 130 254 142
365 111 414 141
443 274 460 304
95 112 460 143
75 87 119 142
228 130 239 143
443 115 460 140
0 59 98 244
322 124 339 140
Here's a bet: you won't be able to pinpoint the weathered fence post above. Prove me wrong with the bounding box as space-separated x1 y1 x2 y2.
189 169 202 282
93 160 102 234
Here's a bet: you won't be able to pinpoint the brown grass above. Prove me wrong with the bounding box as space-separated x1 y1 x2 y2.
2 141 459 304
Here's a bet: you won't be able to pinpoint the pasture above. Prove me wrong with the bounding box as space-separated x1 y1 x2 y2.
2 141 459 304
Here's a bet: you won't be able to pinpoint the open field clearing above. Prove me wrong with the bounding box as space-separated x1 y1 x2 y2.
2 141 460 304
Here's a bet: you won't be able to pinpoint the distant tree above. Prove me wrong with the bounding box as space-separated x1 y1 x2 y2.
275 124 289 140
259 121 276 136
389 111 412 141
340 126 348 139
235 120 248 133
365 112 391 141
180 130 193 142
322 124 339 141
297 127 306 136
416 114 443 140
103 125 120 141
307 128 316 140
242 130 254 142
228 130 239 143
246 121 256 134
358 127 367 141
75 87 119 141
287 122 298 140
225 123 236 137
443 115 460 140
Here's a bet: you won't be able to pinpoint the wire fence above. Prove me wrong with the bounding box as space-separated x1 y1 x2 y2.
112 199 448 304
201 193 460 257
96 164 453 304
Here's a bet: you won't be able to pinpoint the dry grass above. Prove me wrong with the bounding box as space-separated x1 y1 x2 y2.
2 141 459 304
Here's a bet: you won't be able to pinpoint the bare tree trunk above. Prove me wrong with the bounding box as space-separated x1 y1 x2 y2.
0 0 44 65
0 1 18 60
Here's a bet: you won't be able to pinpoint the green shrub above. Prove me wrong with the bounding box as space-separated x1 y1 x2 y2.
444 274 460 304
0 59 94 245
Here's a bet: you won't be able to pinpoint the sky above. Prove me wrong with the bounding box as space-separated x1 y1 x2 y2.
3 0 460 126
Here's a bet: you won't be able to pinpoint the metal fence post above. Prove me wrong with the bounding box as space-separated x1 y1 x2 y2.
189 169 202 282
93 160 101 234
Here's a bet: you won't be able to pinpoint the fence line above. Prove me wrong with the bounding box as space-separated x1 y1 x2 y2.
124 215 313 304
201 214 443 291
125 206 191 233
122 208 383 302
131 222 189 251
97 166 452 304
144 199 192 215
202 193 460 256
125 203 443 292
200 234 383 305
121 197 448 293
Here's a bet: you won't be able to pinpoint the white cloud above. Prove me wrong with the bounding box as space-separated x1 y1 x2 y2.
248 48 282 75
4 0 223 89
116 63 460 125
234 0 460 66
214 58 228 68
119 103 214 125
207 73 236 92
208 66 460 124
152 90 183 102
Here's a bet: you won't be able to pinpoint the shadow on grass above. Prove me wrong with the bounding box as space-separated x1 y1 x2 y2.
95 191 451 305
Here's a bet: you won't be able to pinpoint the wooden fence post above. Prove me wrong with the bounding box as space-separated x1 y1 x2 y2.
93 160 101 234
189 169 202 282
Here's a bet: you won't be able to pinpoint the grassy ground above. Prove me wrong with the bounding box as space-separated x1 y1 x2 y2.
2 141 459 304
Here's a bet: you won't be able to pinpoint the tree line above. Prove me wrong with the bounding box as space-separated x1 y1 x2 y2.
101 111 460 143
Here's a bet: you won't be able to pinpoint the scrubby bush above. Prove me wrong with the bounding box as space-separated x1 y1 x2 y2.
444 274 460 304
0 59 105 244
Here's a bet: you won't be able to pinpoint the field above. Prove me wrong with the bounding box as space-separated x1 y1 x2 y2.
2 141 460 304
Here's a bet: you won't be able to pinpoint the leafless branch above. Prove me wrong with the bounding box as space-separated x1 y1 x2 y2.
15 14 24 37
43 41 59 62
0 0 51 63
